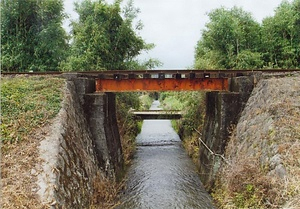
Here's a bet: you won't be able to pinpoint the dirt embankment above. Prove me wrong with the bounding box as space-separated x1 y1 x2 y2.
213 73 300 208
1 77 124 208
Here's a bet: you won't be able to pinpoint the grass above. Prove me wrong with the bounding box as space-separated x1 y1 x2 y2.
1 75 64 208
1 76 64 146
91 172 125 209
212 75 300 208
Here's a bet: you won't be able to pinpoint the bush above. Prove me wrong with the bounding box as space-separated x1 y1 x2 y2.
115 92 141 165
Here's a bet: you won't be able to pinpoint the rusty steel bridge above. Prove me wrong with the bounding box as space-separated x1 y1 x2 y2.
3 69 299 92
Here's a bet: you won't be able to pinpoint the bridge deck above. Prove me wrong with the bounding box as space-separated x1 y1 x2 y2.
131 110 182 120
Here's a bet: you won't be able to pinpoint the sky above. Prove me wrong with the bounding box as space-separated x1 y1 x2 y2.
63 0 287 69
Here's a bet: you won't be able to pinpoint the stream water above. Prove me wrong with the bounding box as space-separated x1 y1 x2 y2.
116 101 215 209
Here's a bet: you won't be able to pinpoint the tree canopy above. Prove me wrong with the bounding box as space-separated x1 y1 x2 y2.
194 0 300 69
261 0 300 68
1 0 158 72
2 0 299 72
61 0 154 71
1 0 68 72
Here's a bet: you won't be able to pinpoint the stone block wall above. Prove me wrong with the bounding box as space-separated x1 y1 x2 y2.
38 76 123 208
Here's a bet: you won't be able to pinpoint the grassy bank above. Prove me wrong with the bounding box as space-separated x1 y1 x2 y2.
116 93 139 167
1 76 64 146
212 74 300 208
1 77 153 208
1 76 64 208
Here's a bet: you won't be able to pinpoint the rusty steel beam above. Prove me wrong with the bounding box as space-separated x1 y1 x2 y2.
95 78 228 92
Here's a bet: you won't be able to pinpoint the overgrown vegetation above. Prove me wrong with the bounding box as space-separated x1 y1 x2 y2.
115 92 141 166
1 76 64 208
1 76 64 146
195 0 300 69
212 75 300 208
159 91 206 164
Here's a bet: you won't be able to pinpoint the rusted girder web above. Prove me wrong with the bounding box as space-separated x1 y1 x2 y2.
95 70 231 92
94 70 234 92
96 78 228 92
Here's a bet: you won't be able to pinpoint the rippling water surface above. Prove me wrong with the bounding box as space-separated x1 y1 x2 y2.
116 101 215 209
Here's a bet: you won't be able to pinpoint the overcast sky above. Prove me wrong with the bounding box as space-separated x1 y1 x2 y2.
64 0 287 69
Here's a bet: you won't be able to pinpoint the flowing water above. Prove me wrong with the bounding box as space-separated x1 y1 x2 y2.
116 101 215 209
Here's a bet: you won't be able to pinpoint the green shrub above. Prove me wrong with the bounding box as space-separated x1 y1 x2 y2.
139 93 154 110
115 92 141 165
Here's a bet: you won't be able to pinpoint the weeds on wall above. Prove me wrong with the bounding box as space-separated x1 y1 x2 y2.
91 171 125 209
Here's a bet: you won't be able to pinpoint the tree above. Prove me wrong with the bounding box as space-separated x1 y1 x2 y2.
1 0 68 72
1 0 38 71
194 7 262 69
33 0 69 71
62 0 154 71
261 0 300 68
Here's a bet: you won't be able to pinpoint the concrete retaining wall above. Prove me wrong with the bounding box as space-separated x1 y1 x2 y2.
37 76 123 208
199 74 261 190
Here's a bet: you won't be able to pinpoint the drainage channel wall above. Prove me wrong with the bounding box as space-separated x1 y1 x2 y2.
199 73 261 190
38 75 123 208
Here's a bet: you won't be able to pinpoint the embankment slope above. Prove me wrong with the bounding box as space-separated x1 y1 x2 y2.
1 76 123 208
213 73 300 208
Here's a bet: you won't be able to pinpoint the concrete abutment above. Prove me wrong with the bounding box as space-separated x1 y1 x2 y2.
199 73 261 190
38 75 123 208
69 75 124 180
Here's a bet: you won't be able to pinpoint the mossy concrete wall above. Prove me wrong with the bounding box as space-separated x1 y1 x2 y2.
199 74 261 190
38 75 123 208
84 92 123 179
